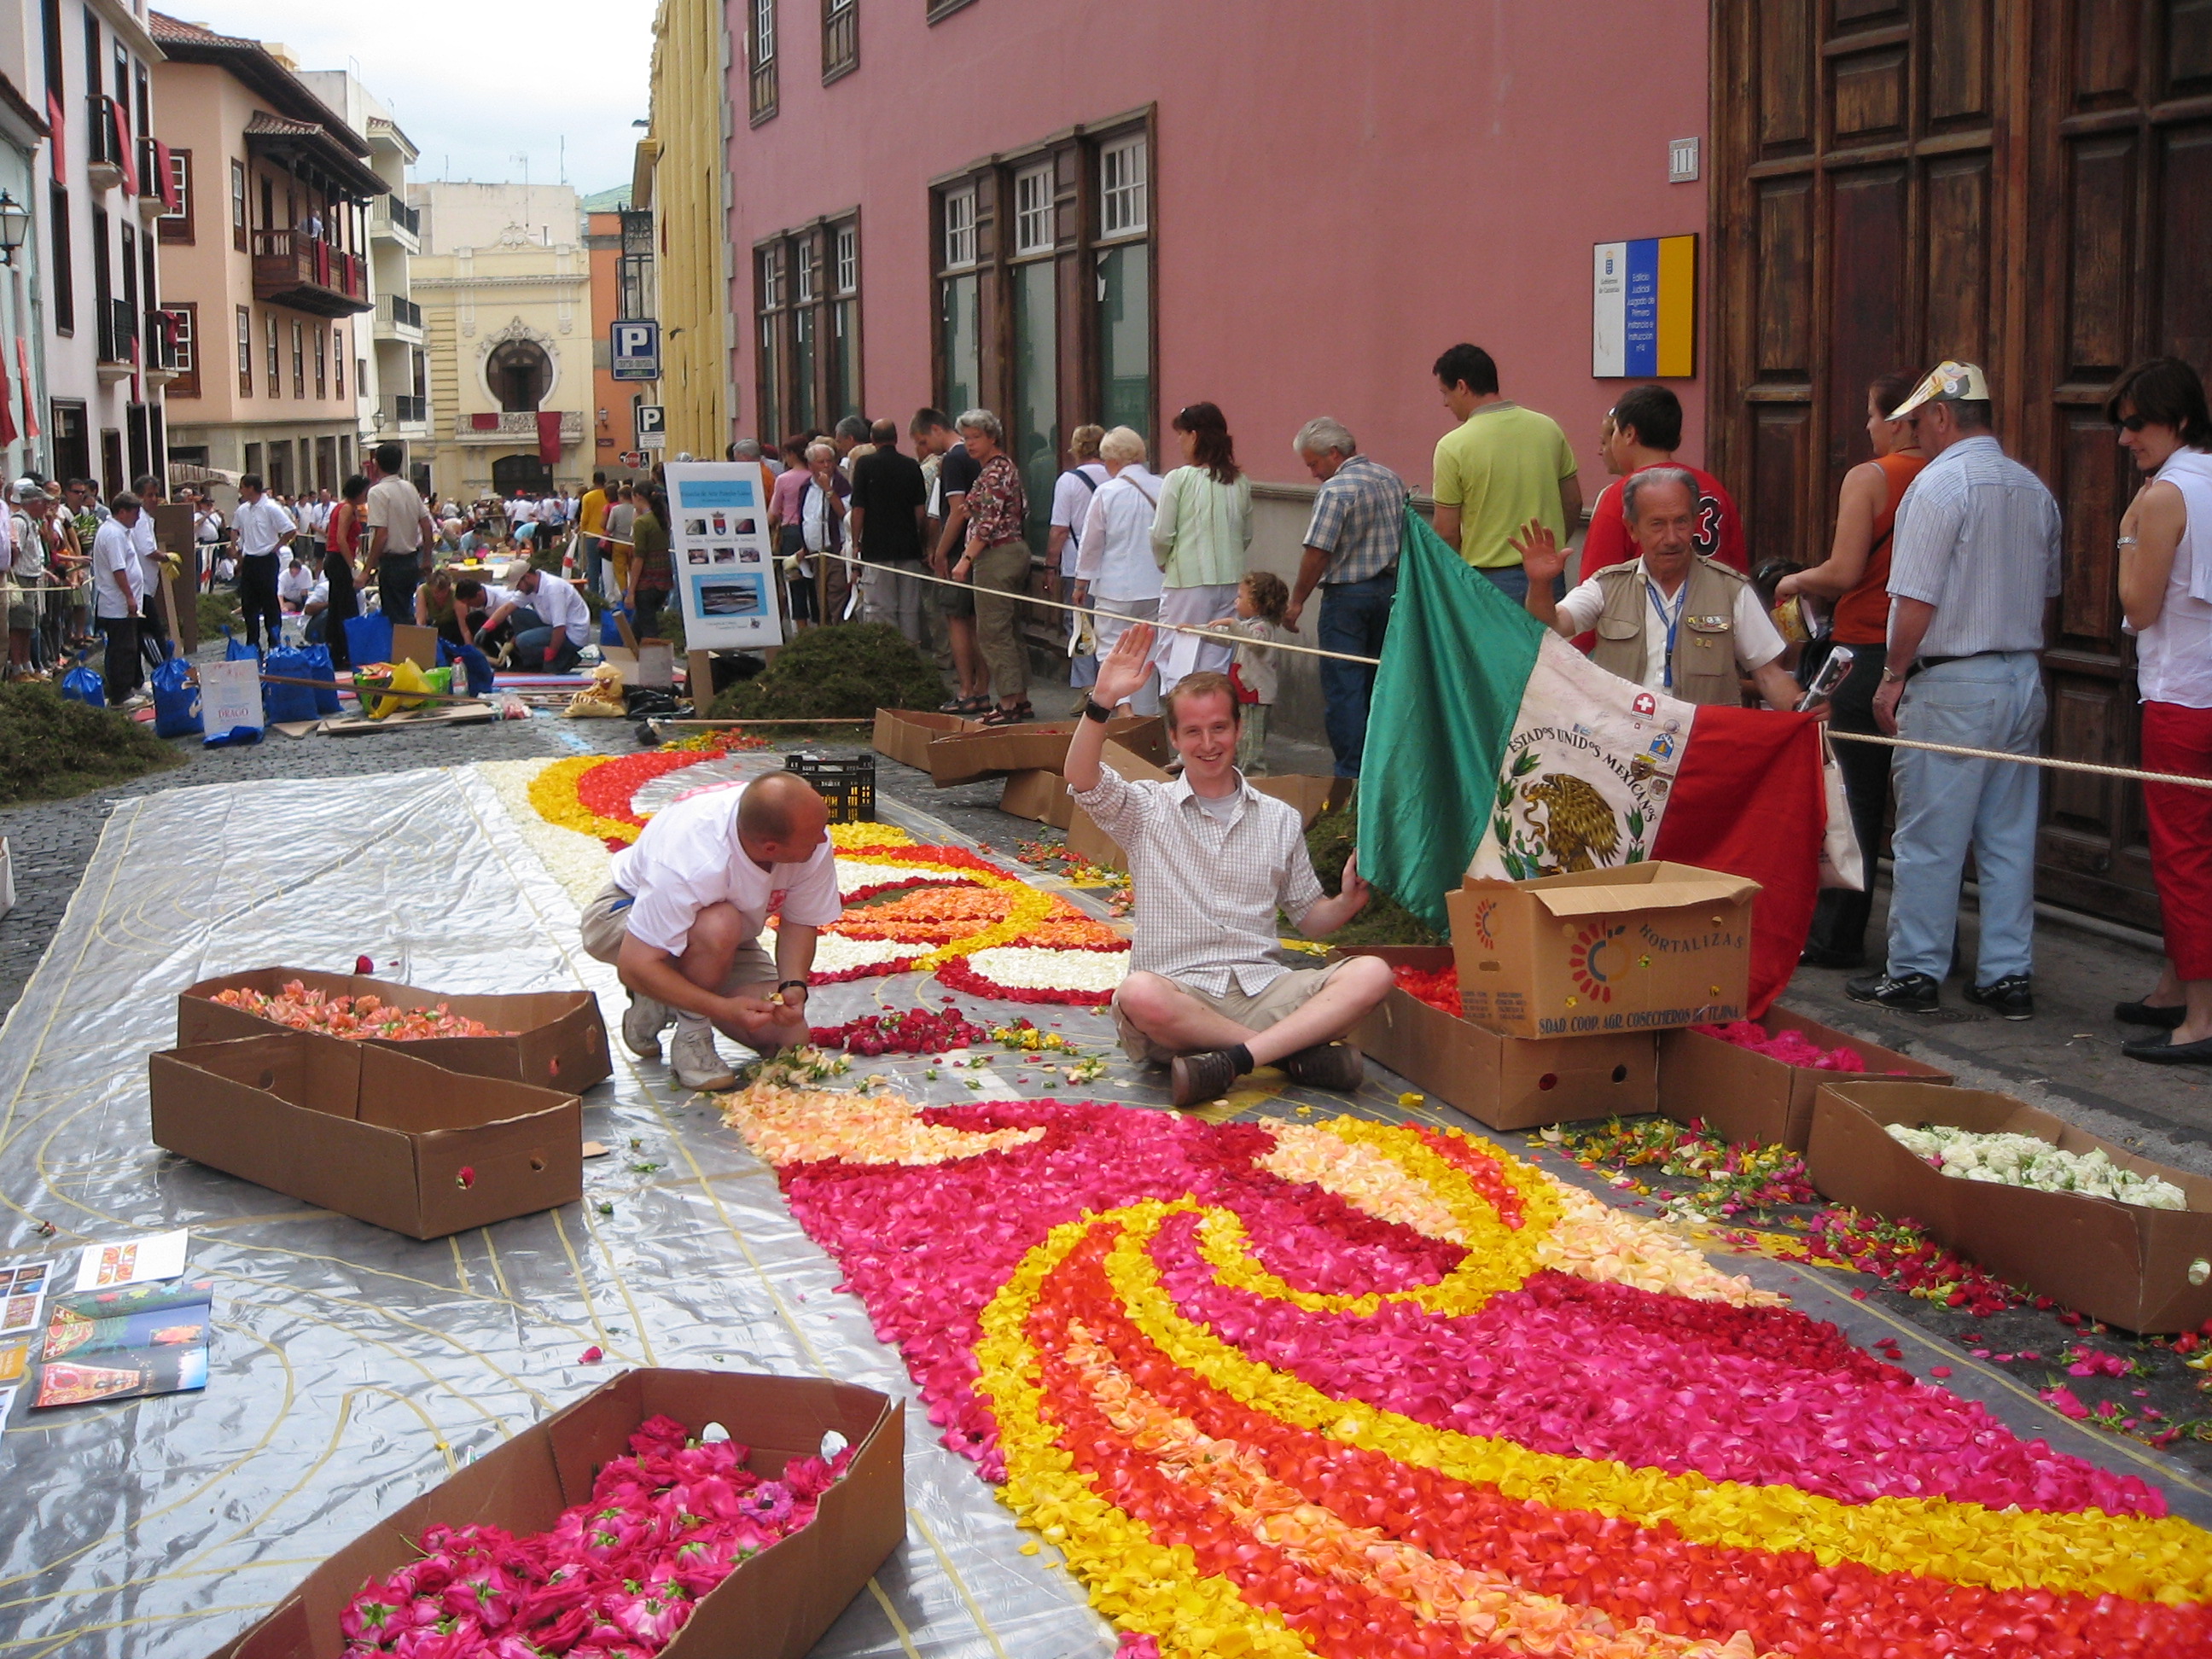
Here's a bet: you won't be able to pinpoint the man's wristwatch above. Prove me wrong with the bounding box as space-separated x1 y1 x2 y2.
1879 667 1906 684
1081 697 1114 724
777 979 808 997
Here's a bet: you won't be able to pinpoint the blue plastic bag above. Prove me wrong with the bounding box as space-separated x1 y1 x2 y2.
451 642 495 695
203 724 263 748
599 608 626 646
150 655 202 737
224 628 260 664
300 643 341 714
263 644 319 724
344 612 393 669
61 657 104 708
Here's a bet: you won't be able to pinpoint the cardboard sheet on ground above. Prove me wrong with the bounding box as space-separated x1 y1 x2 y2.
0 765 2203 1656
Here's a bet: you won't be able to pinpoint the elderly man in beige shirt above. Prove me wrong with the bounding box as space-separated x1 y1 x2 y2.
1067 622 1393 1109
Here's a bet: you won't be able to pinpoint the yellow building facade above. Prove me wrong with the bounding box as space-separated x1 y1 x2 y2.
639 0 730 460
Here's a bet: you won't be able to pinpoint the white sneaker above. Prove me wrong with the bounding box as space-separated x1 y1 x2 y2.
667 1017 738 1092
622 993 671 1057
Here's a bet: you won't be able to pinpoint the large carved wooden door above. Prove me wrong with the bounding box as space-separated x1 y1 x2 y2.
2021 1 2212 927
1711 0 2206 931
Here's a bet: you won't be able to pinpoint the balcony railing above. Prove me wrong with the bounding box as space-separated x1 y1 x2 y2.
96 297 135 365
382 393 428 426
383 294 422 329
454 410 585 445
251 229 370 317
143 308 179 373
137 137 166 204
86 96 125 182
389 199 419 236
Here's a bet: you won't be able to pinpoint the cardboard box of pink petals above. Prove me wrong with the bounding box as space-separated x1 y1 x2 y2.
207 1368 906 1659
1656 1009 1952 1152
178 968 611 1092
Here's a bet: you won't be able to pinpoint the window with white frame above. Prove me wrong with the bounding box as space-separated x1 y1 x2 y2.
834 222 857 295
236 304 252 395
942 186 975 270
1101 134 1148 238
1013 164 1053 257
748 0 778 121
795 238 816 305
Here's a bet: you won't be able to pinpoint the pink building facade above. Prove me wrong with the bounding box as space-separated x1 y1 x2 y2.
728 0 1708 485
724 0 1709 735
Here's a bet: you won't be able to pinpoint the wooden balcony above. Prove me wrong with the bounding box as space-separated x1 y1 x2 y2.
251 229 371 317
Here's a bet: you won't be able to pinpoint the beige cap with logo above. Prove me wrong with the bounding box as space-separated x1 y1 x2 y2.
1889 360 1992 421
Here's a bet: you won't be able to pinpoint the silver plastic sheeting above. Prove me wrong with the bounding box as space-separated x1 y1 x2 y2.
3 763 2208 1658
0 766 1114 1659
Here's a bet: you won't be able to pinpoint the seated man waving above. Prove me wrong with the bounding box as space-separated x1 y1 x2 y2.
579 769 836 1091
1069 622 1394 1108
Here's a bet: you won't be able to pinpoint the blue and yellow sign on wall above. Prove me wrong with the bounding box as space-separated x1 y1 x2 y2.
1592 235 1696 378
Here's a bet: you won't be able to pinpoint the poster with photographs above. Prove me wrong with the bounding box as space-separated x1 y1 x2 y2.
664 461 783 651
30 1278 214 1410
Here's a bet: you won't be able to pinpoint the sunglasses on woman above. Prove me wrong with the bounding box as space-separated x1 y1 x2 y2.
2113 414 2151 432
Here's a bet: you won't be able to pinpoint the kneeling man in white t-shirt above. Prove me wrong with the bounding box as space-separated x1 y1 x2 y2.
580 770 840 1091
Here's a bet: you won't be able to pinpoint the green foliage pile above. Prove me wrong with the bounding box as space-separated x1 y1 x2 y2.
0 682 185 806
197 589 241 639
1304 801 1443 946
705 623 946 722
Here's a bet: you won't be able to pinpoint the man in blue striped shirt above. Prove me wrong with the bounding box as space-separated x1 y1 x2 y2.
1286 418 1408 777
1849 362 2063 1022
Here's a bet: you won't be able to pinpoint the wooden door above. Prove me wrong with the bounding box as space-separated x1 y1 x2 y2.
1710 0 2209 932
2020 0 2212 926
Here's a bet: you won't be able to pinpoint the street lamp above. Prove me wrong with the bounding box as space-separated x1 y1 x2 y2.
0 192 30 267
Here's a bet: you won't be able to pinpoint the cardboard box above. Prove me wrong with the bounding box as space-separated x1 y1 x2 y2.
1059 741 1173 872
1448 863 1759 1040
387 623 440 670
925 714 1169 787
601 641 675 689
871 707 982 771
151 1033 581 1239
1807 1080 2212 1333
1250 774 1351 828
207 1368 906 1659
999 768 1075 829
178 968 612 1092
1656 1009 1953 1151
1341 946 1656 1130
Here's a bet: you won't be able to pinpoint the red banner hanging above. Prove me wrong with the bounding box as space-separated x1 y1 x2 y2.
536 410 563 466
45 91 64 185
15 341 38 439
112 101 136 196
153 139 178 212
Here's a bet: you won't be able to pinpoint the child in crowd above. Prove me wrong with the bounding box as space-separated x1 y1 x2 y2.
1207 569 1292 775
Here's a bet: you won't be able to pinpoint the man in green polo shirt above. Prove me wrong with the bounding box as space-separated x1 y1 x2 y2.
1429 342 1582 603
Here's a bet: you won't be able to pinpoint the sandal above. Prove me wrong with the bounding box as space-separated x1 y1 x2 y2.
940 695 990 714
980 704 1026 726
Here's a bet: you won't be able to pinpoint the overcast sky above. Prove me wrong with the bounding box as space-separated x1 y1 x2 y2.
175 1 660 195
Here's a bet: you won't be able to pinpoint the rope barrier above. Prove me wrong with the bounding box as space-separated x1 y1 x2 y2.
812 548 2212 793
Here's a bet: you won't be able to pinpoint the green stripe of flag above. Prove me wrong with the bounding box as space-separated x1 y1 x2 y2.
1357 507 1547 933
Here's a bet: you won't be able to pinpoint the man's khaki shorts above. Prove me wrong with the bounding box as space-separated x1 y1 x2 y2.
1112 961 1349 1064
580 882 775 992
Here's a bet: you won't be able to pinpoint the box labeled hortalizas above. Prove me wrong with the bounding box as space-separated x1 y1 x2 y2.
1447 863 1758 1040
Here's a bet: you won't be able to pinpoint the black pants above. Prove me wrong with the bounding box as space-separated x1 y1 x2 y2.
634 585 670 639
377 556 421 626
100 614 141 703
323 550 359 669
1804 639 1892 961
237 555 282 649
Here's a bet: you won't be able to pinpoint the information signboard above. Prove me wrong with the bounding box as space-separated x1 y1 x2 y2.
662 461 783 652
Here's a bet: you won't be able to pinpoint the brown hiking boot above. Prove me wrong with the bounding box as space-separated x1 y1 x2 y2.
1168 1050 1240 1109
1278 1042 1366 1093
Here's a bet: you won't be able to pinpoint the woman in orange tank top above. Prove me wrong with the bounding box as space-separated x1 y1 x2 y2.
1776 371 1927 968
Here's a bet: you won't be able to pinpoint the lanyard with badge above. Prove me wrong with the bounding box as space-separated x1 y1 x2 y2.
1644 578 1688 689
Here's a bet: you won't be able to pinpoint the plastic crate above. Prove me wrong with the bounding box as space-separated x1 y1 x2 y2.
784 750 876 823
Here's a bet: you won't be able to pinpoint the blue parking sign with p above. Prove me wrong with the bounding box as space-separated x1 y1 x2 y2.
611 320 661 381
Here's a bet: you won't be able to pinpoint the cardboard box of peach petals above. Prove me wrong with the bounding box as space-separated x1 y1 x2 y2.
924 713 1167 786
871 707 985 771
152 1031 582 1239
1807 1080 2212 1334
1656 1009 1952 1152
1340 946 1656 1131
207 1368 906 1659
178 967 612 1092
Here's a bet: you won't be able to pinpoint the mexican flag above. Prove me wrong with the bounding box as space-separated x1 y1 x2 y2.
1359 509 1829 1015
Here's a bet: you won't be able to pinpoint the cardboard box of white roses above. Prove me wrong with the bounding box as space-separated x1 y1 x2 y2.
178 967 612 1092
207 1368 905 1659
1656 1010 1952 1152
1807 1080 2212 1333
151 1031 581 1240
1340 946 1656 1131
